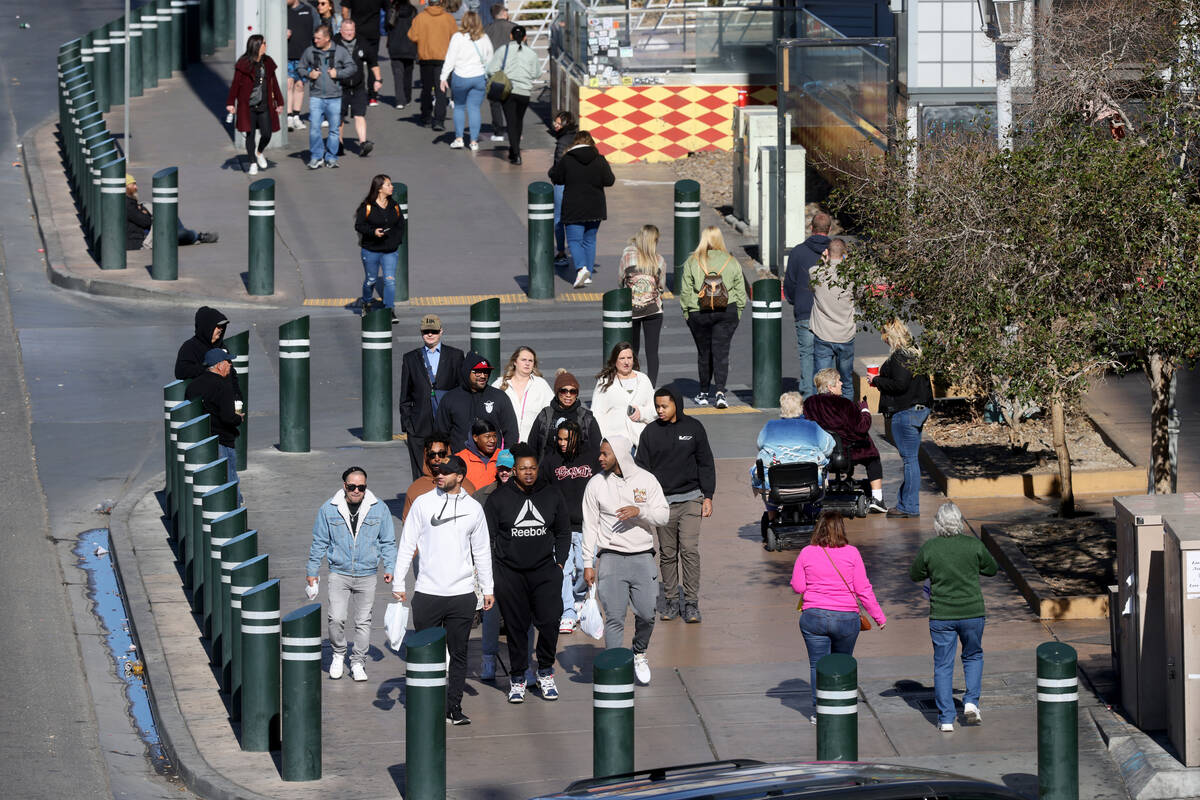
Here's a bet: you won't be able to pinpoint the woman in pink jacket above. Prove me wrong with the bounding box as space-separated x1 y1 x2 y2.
790 511 886 722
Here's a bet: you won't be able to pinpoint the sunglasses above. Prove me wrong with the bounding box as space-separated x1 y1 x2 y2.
558 387 579 395
344 483 366 492
427 450 449 459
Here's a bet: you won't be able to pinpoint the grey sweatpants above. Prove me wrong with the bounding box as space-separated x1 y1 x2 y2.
327 572 377 666
596 551 657 653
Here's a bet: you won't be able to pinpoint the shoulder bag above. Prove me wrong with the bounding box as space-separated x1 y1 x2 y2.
822 546 872 630
486 43 512 102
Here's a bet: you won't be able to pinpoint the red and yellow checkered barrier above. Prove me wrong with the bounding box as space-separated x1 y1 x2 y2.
579 84 776 164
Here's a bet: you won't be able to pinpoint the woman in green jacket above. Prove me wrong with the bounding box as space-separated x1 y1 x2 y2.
678 226 747 408
487 25 540 164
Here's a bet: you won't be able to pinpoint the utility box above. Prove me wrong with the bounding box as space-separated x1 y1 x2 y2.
1114 493 1200 731
756 144 807 273
1163 515 1200 765
733 106 775 223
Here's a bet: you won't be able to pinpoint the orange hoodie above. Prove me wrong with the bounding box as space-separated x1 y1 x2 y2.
408 6 458 62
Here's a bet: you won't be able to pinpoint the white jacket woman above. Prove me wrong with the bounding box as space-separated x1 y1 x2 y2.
591 342 656 444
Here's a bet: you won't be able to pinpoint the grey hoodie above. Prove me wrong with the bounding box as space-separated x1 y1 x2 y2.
299 42 356 98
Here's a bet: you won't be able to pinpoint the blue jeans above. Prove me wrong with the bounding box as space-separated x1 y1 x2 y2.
553 184 566 254
360 249 398 309
813 335 854 400
799 607 861 709
929 616 985 724
795 318 814 398
890 405 930 515
559 532 586 621
308 95 342 164
218 444 242 504
450 74 486 142
565 220 601 272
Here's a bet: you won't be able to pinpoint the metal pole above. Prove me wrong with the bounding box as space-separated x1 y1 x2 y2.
815 653 858 761
181 435 218 584
469 298 501 371
208 506 248 673
248 178 276 295
174 415 212 543
151 167 179 280
219 529 257 692
189 460 228 612
1037 642 1079 800
99 154 126 270
751 278 782 408
199 481 238 638
230 554 268 722
405 627 447 800
241 578 281 752
212 0 226 52
996 39 1012 151
282 603 323 781
601 288 633 365
361 308 393 441
224 330 249 471
279 316 311 452
395 183 409 301
527 181 555 299
592 647 635 778
673 179 701 293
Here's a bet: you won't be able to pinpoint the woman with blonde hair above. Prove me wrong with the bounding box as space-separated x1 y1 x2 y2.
870 318 933 518
790 511 886 721
439 10 493 150
619 224 667 385
492 346 554 442
678 226 747 408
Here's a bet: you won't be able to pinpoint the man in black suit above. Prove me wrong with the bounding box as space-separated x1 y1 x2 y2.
399 313 465 478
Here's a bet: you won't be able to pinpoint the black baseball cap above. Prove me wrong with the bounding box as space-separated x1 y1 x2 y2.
436 454 467 476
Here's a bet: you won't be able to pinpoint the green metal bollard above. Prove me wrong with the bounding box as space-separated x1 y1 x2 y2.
99 154 127 270
208 506 248 672
219 530 257 692
405 627 447 800
199 481 238 636
601 288 633 365
200 0 214 56
127 8 144 98
167 399 203 530
91 31 111 112
751 278 782 408
106 20 125 110
673 179 701 293
151 167 179 280
80 31 96 94
169 0 186 72
163 380 187 497
527 181 555 300
361 308 393 441
224 330 249 471
212 0 226 53
241 578 281 752
184 0 200 63
282 603 323 781
181 435 218 584
154 0 173 80
139 6 159 90
174 415 212 543
815 653 858 761
395 183 409 302
89 142 120 248
1037 642 1079 800
230 554 268 722
593 647 635 778
469 298 501 369
189 459 228 612
248 178 275 295
278 316 311 453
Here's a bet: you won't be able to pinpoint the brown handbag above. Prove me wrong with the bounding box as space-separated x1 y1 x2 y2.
822 547 872 630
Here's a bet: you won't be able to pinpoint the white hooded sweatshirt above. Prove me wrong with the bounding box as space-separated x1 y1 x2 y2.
581 434 670 568
395 487 494 596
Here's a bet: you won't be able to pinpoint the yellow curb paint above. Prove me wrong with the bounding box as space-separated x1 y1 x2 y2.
688 406 764 416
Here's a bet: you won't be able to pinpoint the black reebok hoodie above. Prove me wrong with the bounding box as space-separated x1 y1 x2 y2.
634 385 716 501
433 350 520 450
483 475 571 571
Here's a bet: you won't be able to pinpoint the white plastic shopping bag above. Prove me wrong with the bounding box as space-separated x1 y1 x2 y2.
304 577 319 601
578 586 604 640
384 601 409 651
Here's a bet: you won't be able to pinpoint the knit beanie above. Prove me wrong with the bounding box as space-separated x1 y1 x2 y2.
554 369 579 393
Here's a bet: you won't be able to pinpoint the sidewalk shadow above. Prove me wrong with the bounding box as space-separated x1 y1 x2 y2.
182 57 237 129
220 155 247 173
879 678 946 727
1000 773 1038 799
766 676 812 717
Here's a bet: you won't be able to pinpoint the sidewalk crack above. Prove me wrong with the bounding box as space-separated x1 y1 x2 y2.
674 668 719 760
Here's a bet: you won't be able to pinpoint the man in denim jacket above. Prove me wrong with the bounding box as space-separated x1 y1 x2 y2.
307 466 396 681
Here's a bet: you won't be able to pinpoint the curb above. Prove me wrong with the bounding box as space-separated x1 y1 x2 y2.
109 474 272 800
980 523 1110 620
1089 707 1200 799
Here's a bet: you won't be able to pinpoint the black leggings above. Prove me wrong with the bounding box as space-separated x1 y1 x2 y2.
631 313 663 386
686 308 739 393
390 58 414 105
246 108 271 160
501 92 530 157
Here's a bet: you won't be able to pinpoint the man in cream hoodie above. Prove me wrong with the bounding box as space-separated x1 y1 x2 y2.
582 435 669 685
394 455 494 725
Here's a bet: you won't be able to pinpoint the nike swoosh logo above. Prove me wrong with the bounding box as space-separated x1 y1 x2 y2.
431 514 465 527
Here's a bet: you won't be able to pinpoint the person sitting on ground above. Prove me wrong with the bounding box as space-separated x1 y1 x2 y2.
803 367 887 513
751 391 835 520
126 175 217 250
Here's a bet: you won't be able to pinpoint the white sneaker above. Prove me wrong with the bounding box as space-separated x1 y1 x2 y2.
714 391 728 409
248 163 258 176
351 662 367 682
256 152 268 169
573 267 590 288
693 392 709 406
321 119 329 129
536 671 559 700
395 102 406 110
939 722 954 732
491 133 505 141
450 138 464 149
286 115 296 130
507 680 526 703
294 116 305 129
469 141 479 151
480 654 496 681
633 653 651 685
559 617 577 634
963 702 982 724
329 656 344 679
583 274 593 285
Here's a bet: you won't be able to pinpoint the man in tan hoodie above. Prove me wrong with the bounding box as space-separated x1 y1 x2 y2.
408 0 458 130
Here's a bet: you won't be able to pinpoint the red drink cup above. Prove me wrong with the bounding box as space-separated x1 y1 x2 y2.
866 365 880 379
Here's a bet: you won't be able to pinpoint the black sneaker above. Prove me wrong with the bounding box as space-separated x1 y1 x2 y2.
660 603 680 621
684 604 702 623
390 310 399 325
360 140 374 157
868 499 888 514
446 706 471 725
196 232 219 244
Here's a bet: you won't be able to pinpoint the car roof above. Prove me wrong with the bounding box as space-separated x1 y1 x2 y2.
529 760 1028 800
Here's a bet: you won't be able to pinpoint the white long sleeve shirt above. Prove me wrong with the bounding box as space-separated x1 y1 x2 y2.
440 32 493 81
395 487 493 596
